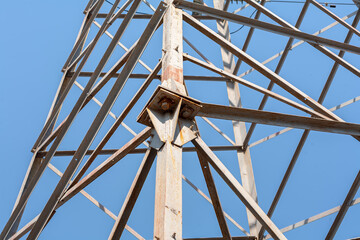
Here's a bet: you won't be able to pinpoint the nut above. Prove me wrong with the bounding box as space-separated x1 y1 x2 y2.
181 106 194 118
158 97 173 111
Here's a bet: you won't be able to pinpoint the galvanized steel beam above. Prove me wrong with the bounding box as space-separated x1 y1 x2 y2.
192 137 287 240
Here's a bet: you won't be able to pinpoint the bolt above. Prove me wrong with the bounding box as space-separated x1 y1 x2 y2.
181 106 194 118
161 101 170 110
182 109 191 118
159 98 172 111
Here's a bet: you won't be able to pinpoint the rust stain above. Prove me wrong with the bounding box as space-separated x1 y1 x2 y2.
169 143 176 166
162 65 183 84
177 121 184 145
165 205 179 216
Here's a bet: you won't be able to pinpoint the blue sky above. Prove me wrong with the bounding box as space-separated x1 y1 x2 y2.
1 0 360 239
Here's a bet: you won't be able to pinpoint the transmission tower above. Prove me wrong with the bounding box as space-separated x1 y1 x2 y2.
2 0 360 239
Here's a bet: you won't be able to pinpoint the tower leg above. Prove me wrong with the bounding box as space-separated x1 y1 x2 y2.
153 2 184 239
213 0 259 235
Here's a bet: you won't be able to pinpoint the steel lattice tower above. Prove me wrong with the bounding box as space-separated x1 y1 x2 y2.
2 0 360 239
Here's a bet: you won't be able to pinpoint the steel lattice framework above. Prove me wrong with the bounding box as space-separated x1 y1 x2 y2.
2 0 360 239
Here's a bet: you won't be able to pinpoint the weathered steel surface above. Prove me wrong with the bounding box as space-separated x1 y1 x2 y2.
153 1 184 239
3 0 360 239
192 137 287 240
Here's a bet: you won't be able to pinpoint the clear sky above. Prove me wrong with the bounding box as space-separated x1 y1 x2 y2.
0 0 360 239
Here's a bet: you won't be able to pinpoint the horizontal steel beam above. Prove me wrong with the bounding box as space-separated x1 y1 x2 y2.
184 237 256 240
96 13 218 19
175 0 360 54
76 72 228 81
198 103 360 136
38 145 243 157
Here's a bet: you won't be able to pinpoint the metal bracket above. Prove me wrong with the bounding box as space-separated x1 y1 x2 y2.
137 86 202 145
173 118 198 147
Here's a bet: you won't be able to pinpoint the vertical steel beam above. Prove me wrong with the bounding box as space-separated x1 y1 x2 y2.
153 2 184 240
213 0 259 235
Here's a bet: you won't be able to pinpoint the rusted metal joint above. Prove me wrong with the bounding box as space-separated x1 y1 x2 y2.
180 105 194 118
158 97 174 111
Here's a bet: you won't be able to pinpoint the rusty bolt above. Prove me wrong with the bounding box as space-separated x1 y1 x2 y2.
158 98 172 111
161 101 170 110
181 106 194 118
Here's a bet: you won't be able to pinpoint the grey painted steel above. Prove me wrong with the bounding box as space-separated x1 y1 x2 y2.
237 11 358 80
77 72 229 81
249 95 360 148
232 0 265 76
182 175 250 236
5 5 96 236
212 0 259 234
6 154 42 239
